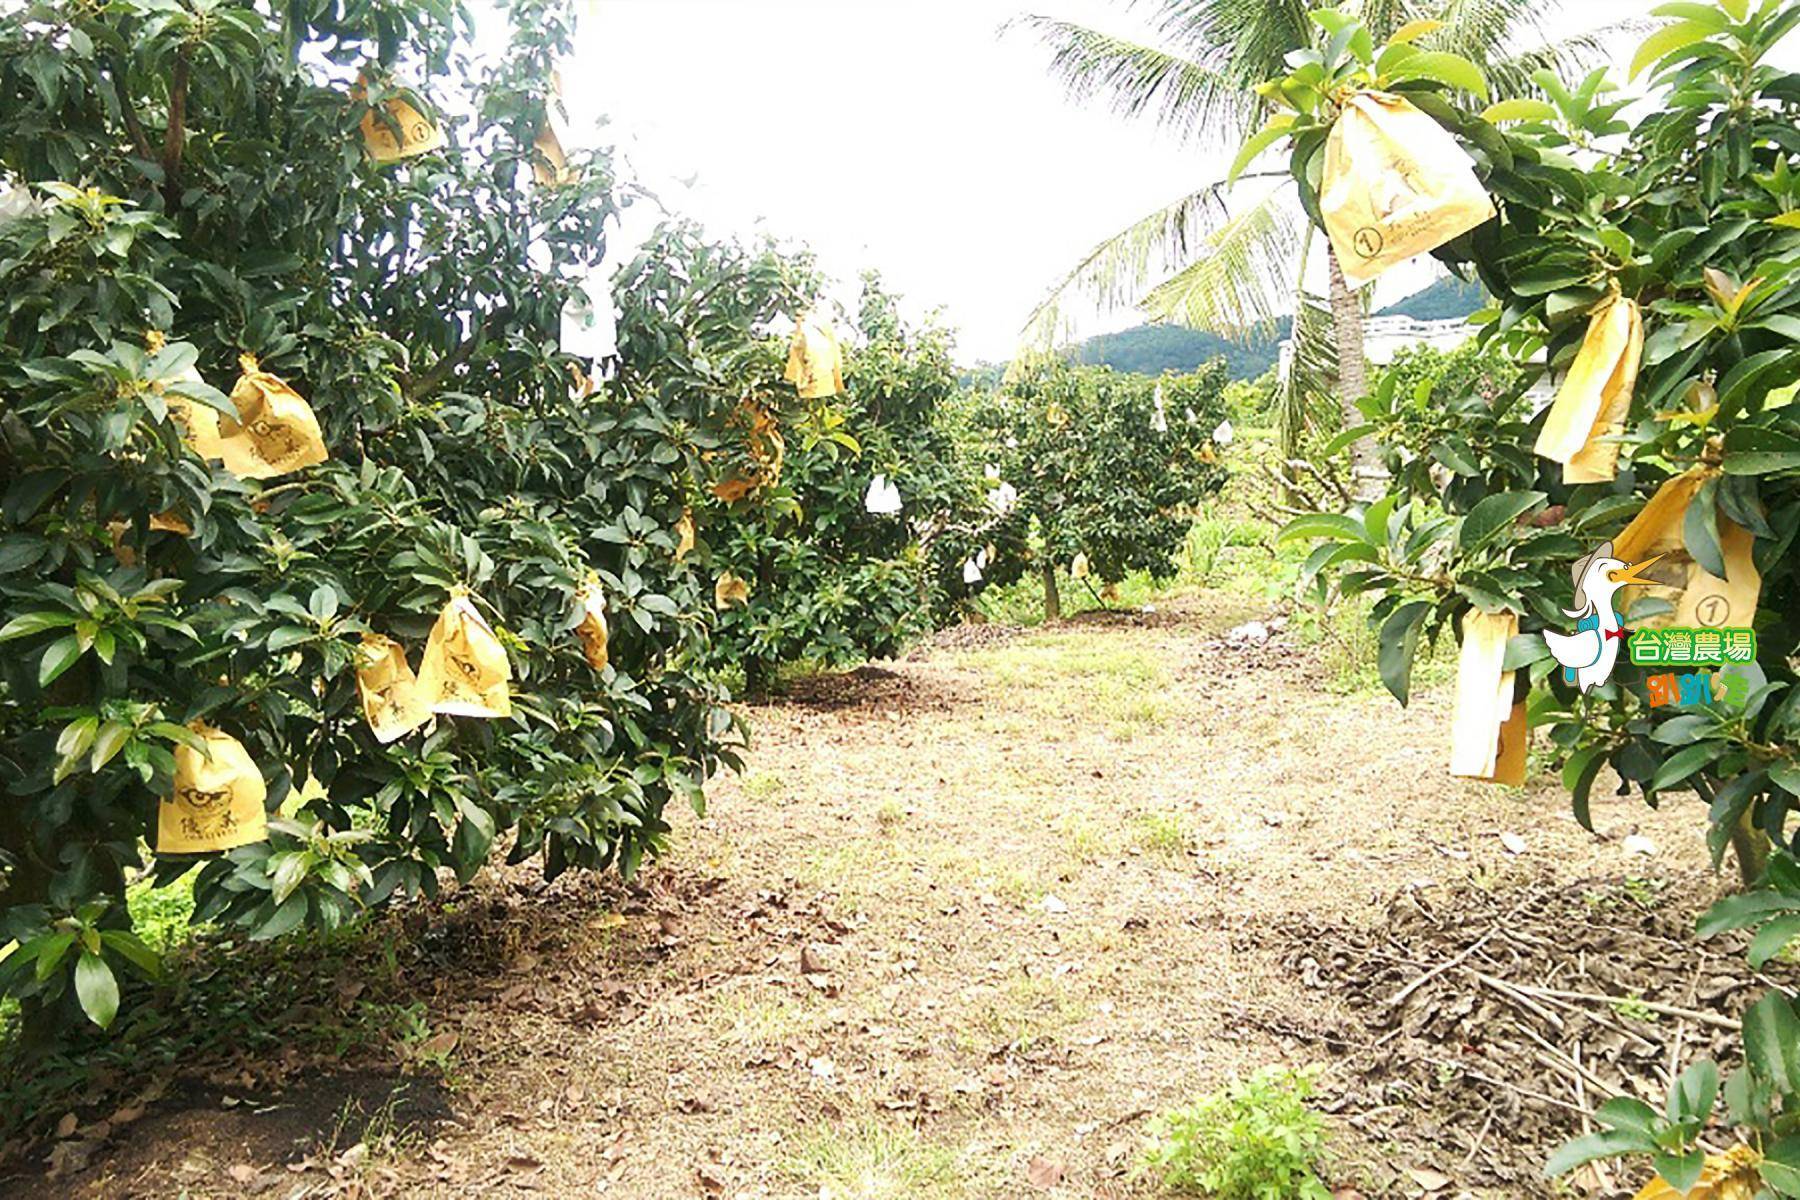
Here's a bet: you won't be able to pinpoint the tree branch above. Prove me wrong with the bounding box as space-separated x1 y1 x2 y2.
109 57 152 161
160 47 191 214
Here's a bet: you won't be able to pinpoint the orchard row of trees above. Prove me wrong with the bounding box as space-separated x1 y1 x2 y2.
1254 1 1800 1192
0 0 1230 1039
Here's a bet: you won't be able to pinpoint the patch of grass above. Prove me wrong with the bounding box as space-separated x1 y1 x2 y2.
1142 1066 1333 1200
875 799 908 830
966 501 1298 628
710 986 813 1048
1134 810 1194 860
126 866 202 954
783 1120 977 1199
1294 598 1455 698
976 972 1090 1053
1056 810 1105 862
741 770 788 805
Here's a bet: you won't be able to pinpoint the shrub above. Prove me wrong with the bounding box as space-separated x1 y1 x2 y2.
706 275 971 695
1253 2 1800 1190
0 0 784 1036
1141 1067 1332 1200
963 361 1231 618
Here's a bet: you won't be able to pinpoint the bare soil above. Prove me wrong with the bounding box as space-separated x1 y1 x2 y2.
13 591 1732 1199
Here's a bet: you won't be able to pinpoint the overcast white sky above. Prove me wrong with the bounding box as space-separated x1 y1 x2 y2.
547 1 1769 363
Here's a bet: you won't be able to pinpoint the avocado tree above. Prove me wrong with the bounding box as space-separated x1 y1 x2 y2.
705 275 972 696
0 0 785 1038
971 361 1231 619
1253 1 1800 1190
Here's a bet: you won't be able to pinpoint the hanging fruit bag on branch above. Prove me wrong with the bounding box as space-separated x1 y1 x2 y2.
356 633 432 744
1533 293 1643 484
1321 92 1496 287
1612 468 1762 632
159 725 269 854
416 591 514 718
784 311 845 399
1449 610 1527 785
357 78 447 164
573 579 609 671
218 355 328 479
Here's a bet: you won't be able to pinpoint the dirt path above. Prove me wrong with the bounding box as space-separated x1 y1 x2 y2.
42 593 1728 1199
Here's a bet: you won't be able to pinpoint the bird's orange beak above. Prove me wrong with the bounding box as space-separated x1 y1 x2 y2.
1608 554 1665 587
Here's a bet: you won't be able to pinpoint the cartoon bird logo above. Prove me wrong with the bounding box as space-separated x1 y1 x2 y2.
1543 540 1663 693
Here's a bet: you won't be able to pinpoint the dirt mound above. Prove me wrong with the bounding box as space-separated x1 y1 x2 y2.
910 619 1023 655
1258 872 1766 1197
7 1071 450 1199
777 663 970 713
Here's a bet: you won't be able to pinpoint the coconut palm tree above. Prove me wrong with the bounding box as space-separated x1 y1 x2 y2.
1014 0 1620 494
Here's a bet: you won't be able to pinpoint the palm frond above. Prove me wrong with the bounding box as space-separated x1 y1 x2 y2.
1276 285 1337 456
1006 15 1240 141
1137 186 1302 334
1017 179 1238 351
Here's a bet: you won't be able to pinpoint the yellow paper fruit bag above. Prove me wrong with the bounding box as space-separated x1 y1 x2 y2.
715 571 751 610
674 509 696 561
574 580 609 671
1631 1144 1762 1200
1535 295 1643 483
159 724 269 854
218 356 328 479
356 634 432 744
1321 92 1497 288
1450 610 1525 784
784 312 845 400
1613 469 1761 631
359 89 447 163
416 592 514 718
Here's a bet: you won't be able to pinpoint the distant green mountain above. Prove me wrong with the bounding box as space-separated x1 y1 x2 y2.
1067 275 1485 381
1375 275 1485 321
1074 320 1287 380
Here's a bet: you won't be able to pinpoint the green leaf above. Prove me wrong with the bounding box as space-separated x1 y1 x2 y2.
1743 991 1800 1093
1277 512 1367 543
73 951 119 1029
1723 425 1800 475
1229 114 1294 184
1595 1095 1659 1135
1652 1148 1704 1194
1749 914 1800 969
1545 1128 1654 1177
38 633 85 687
1666 1060 1718 1125
1563 746 1606 830
1649 740 1725 793
1762 1137 1800 1197
1377 600 1431 706
251 893 308 941
1481 98 1558 123
98 930 163 980
1631 20 1716 79
1390 50 1489 100
1459 491 1546 555
0 610 75 641
1698 889 1798 938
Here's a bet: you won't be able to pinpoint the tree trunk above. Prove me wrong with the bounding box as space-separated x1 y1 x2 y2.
1041 560 1061 623
1327 247 1383 501
1731 805 1771 889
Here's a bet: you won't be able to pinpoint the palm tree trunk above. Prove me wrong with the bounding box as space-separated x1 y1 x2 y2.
1326 247 1382 501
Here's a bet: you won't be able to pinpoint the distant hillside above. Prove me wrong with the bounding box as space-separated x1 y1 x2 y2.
1066 275 1485 381
1376 275 1485 321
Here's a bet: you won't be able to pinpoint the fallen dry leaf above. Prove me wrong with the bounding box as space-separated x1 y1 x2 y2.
1026 1155 1065 1189
1404 1164 1452 1192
